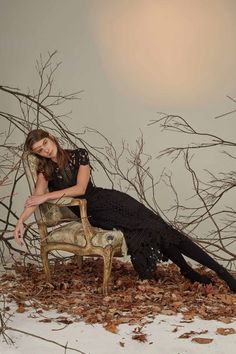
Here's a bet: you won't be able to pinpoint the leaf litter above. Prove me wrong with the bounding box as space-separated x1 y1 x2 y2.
1 257 236 343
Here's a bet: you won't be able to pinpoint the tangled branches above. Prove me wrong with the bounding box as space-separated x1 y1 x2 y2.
149 114 236 268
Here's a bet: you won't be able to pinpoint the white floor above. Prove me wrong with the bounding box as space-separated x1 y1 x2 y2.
1 302 236 354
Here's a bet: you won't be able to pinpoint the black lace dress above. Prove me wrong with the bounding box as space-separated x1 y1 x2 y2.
48 148 184 279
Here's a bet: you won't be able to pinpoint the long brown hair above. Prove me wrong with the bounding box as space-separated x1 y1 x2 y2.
24 129 69 180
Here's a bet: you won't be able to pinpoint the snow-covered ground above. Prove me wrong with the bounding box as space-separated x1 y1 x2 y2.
1 302 236 354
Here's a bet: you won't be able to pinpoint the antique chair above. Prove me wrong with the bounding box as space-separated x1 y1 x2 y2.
22 152 127 295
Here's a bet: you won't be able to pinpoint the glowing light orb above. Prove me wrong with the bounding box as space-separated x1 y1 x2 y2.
89 0 236 106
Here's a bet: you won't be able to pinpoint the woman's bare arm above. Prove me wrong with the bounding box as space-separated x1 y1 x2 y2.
25 165 91 208
13 173 48 244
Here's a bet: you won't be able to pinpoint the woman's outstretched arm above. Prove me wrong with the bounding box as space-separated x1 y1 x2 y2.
13 173 48 245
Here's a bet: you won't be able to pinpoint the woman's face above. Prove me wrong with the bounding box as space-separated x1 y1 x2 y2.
31 137 58 160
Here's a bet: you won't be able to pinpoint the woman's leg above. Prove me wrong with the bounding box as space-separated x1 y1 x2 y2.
176 235 236 292
162 244 212 284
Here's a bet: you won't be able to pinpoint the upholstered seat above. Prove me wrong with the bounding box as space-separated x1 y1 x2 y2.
22 152 127 294
47 221 126 253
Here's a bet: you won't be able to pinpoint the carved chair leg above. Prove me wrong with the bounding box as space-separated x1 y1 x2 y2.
75 255 83 269
102 247 114 296
41 248 52 282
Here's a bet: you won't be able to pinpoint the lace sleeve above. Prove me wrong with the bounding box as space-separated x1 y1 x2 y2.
76 148 90 166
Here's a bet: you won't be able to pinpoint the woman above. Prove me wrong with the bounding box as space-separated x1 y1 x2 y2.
14 129 236 292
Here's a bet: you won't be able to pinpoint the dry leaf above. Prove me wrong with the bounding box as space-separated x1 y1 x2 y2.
103 296 112 302
216 328 236 336
132 334 147 342
16 303 25 313
198 305 207 316
180 320 194 323
179 331 193 339
172 301 182 309
104 322 118 334
179 330 208 339
161 309 176 316
205 283 215 295
119 341 125 347
2 273 15 281
134 294 146 300
217 317 232 324
182 312 195 321
218 294 235 305
57 318 73 324
171 293 178 301
191 337 213 344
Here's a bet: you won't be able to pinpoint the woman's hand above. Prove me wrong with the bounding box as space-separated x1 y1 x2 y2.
13 220 25 245
25 194 48 208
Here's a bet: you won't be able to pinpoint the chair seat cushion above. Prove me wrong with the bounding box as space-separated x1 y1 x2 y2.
47 221 127 255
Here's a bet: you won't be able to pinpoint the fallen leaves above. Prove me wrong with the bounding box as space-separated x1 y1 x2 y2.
132 326 148 342
216 327 236 336
217 316 232 324
131 334 148 342
179 330 208 339
181 312 195 321
1 258 236 331
104 322 118 334
217 294 235 305
16 303 26 313
178 326 236 344
39 318 52 323
191 337 213 344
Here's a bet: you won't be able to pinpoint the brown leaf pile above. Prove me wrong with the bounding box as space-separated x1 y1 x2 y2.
1 258 236 328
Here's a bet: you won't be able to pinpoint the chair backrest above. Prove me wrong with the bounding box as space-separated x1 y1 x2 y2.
22 152 78 227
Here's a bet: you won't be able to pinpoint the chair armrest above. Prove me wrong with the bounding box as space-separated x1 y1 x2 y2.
47 196 85 207
47 197 94 239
